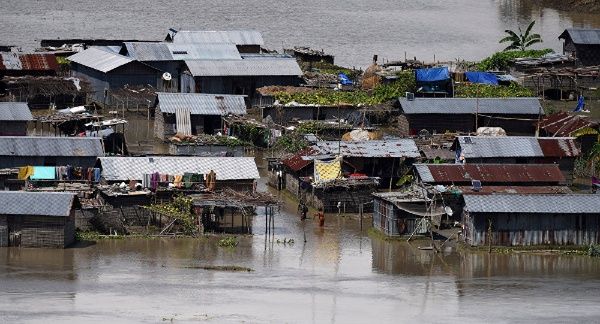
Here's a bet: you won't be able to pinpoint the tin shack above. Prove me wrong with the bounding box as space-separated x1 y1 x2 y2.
462 194 600 246
398 97 543 135
0 102 33 136
0 191 80 248
451 136 580 184
559 28 600 66
153 92 247 139
67 47 161 106
0 136 104 168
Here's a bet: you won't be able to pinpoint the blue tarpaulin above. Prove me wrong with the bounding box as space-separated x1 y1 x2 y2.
338 73 352 85
465 72 499 85
415 67 450 82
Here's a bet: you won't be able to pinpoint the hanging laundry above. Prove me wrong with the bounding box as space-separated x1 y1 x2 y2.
30 166 57 180
174 175 183 188
93 168 101 182
18 166 34 180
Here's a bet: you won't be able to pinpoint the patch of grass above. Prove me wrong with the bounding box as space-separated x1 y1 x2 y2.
217 236 239 248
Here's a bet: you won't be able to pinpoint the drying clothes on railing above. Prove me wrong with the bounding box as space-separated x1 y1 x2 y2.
19 165 101 182
140 172 205 191
18 166 34 180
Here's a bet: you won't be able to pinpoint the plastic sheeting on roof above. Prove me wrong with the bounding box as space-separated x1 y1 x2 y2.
465 72 498 85
156 92 247 115
415 67 450 82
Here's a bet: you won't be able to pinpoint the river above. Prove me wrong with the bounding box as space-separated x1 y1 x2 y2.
1 0 600 67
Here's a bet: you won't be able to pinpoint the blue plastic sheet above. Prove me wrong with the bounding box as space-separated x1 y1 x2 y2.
465 72 499 85
415 67 450 82
30 166 56 180
338 73 352 85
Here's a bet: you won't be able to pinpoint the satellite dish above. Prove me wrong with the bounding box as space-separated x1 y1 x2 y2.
445 206 453 217
162 72 172 81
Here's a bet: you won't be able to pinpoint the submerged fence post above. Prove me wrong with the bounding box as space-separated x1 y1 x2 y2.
360 204 363 231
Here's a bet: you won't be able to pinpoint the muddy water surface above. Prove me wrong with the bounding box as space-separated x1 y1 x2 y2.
1 190 600 323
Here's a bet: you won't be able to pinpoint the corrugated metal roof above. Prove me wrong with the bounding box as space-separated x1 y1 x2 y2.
282 147 316 172
171 30 264 46
303 140 421 159
464 194 600 214
414 163 565 184
90 45 122 54
559 28 600 45
398 97 543 115
67 47 134 73
455 185 572 195
125 42 242 61
185 58 302 77
156 92 247 115
539 112 596 137
124 42 172 61
0 191 77 217
0 137 104 157
168 43 241 60
98 156 259 181
19 54 59 71
455 136 580 158
0 102 33 121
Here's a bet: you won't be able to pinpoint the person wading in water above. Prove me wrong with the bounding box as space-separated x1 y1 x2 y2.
298 201 308 221
314 207 325 227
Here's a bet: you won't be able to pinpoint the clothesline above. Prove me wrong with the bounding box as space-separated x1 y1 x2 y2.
18 165 101 182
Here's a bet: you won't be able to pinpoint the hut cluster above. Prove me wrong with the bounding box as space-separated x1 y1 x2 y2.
0 27 599 249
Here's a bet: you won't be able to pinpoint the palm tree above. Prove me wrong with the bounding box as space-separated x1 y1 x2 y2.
499 20 543 51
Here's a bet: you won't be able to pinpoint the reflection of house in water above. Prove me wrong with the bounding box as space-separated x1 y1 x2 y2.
0 191 80 248
371 239 461 275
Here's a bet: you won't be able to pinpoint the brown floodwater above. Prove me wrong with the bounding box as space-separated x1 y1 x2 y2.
2 184 600 323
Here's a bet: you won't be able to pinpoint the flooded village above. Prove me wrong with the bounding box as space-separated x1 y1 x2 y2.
2 1 600 322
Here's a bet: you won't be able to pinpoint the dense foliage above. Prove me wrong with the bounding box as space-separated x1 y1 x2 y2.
274 72 416 106
273 133 309 153
146 195 197 235
455 83 534 98
477 49 553 71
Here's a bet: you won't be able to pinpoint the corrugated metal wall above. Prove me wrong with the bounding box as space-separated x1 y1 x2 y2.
373 198 428 236
464 211 600 246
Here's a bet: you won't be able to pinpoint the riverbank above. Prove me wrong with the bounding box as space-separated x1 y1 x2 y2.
538 0 600 13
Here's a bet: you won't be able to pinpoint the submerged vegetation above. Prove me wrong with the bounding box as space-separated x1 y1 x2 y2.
217 236 239 248
145 195 197 235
